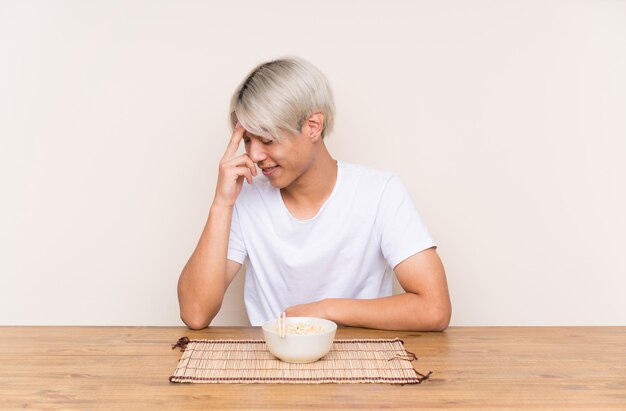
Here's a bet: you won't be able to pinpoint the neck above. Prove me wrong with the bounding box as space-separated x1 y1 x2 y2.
280 144 337 208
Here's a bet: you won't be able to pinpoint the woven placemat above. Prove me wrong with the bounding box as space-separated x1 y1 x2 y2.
169 337 431 384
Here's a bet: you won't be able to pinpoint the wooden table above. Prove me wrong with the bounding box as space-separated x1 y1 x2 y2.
1 326 624 410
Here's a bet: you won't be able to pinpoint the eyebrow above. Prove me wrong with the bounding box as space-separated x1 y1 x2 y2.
244 133 274 142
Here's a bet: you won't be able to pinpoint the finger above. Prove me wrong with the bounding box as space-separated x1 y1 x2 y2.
224 153 257 176
224 123 246 158
233 166 253 185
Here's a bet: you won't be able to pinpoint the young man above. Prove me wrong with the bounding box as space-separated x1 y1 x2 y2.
178 57 451 331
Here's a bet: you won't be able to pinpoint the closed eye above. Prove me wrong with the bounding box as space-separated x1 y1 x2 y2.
243 134 274 145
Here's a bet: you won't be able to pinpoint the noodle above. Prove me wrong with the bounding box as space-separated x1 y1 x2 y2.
275 322 325 335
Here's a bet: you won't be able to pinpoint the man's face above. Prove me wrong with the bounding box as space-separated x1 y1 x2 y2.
243 127 315 189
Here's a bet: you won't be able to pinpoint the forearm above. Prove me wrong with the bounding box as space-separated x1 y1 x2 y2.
177 203 233 329
323 293 450 332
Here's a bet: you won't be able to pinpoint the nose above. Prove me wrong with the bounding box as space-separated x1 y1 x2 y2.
246 139 267 163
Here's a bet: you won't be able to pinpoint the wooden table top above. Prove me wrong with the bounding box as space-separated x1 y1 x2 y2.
0 326 624 410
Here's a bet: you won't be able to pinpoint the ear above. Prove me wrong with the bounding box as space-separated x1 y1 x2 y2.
305 112 325 143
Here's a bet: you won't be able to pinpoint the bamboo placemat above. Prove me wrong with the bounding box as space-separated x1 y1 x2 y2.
170 337 431 384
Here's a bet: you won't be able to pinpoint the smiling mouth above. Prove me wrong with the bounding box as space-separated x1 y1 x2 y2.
261 166 279 176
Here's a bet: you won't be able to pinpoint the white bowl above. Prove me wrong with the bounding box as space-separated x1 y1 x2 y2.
262 317 337 363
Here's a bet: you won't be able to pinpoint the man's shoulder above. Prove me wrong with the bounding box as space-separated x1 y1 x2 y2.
235 175 274 206
339 161 396 188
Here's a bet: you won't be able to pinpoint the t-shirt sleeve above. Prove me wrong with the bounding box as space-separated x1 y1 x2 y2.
227 204 247 264
375 175 436 269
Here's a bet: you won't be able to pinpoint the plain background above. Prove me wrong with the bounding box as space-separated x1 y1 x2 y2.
1 0 625 326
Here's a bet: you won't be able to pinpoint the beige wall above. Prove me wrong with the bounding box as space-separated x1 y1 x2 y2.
1 1 625 326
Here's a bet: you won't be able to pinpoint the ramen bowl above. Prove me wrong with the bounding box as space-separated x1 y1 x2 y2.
262 317 337 363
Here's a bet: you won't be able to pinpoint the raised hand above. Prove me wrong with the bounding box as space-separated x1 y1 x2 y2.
213 123 257 208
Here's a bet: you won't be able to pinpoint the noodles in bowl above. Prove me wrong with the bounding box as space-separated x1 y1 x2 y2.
262 317 337 363
275 322 326 335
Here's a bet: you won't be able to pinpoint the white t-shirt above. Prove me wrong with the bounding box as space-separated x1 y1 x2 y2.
227 161 435 325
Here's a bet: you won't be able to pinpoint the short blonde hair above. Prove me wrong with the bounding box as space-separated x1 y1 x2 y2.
229 56 335 140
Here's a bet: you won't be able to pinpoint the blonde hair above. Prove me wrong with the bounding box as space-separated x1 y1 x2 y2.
229 56 335 140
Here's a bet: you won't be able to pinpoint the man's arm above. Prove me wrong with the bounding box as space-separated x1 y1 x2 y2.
177 205 242 329
284 247 451 331
177 123 255 329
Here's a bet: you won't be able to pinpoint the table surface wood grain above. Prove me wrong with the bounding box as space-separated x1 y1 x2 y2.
0 326 624 410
